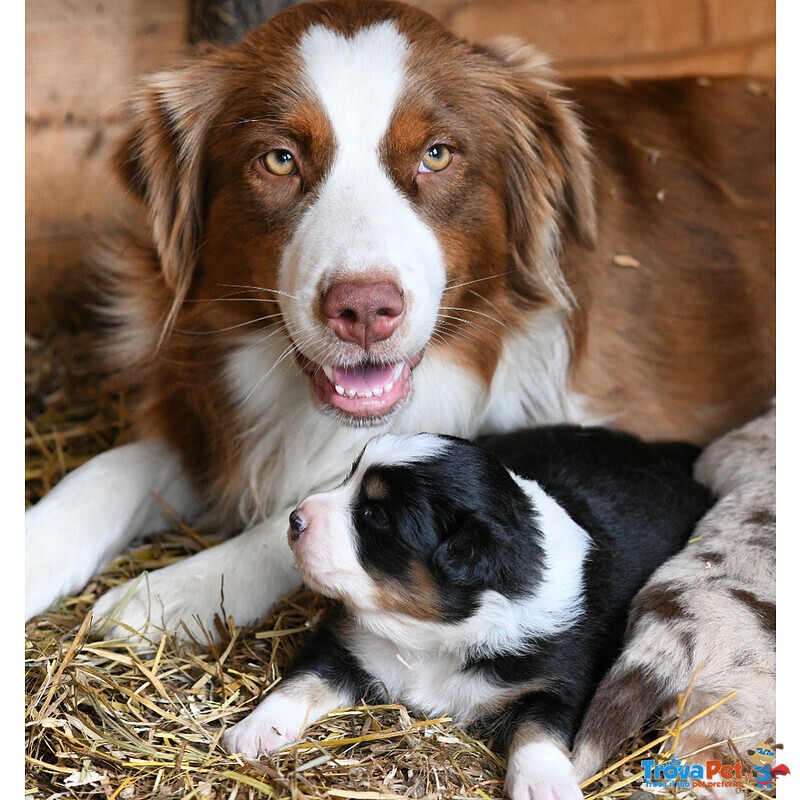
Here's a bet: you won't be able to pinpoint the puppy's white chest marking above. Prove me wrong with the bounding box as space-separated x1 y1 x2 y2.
350 634 508 721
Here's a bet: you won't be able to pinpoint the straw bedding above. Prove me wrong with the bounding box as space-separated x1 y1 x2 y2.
25 331 775 799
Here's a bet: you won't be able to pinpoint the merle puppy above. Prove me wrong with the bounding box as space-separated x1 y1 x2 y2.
223 426 713 800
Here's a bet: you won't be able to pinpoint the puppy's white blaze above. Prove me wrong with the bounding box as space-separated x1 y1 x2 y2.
280 22 446 363
359 432 450 471
506 740 582 800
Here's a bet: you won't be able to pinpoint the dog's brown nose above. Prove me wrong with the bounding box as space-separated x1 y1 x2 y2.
322 280 404 350
288 509 307 544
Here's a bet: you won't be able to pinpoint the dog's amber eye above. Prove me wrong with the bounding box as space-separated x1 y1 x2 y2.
420 144 452 173
261 149 297 176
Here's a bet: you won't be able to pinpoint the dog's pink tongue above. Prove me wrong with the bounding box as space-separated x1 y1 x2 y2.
333 363 395 393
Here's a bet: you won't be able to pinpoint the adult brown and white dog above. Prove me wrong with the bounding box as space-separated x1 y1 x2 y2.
26 0 774 654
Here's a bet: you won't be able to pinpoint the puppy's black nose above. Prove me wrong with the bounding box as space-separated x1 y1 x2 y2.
288 509 307 544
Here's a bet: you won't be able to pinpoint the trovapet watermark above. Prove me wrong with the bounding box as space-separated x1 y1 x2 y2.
641 740 790 792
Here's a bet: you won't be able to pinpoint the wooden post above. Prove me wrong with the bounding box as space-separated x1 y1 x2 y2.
190 0 307 43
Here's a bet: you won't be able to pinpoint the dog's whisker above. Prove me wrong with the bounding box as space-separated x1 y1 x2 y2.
217 283 299 300
175 313 284 335
435 313 506 341
439 305 511 332
465 288 508 319
444 270 516 291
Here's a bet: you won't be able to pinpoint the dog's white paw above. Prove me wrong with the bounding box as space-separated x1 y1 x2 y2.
90 519 302 644
90 565 217 644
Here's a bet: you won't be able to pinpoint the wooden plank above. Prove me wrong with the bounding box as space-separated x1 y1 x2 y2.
705 0 775 44
25 124 123 242
555 39 775 78
26 0 190 332
26 0 189 123
428 0 707 57
415 0 775 77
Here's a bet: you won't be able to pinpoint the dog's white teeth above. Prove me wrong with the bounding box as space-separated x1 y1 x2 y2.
327 362 406 400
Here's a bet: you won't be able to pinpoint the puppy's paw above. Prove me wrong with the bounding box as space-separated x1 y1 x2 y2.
506 740 583 800
505 778 583 800
222 692 309 758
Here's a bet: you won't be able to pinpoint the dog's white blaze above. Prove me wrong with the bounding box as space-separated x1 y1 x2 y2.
299 22 408 162
279 22 446 365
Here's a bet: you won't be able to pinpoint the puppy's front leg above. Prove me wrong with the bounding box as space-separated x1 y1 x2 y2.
502 696 584 800
223 620 369 758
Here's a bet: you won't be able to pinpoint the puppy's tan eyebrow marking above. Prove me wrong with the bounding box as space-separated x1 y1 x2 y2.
363 474 389 500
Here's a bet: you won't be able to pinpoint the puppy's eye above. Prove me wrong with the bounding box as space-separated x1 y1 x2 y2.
261 149 297 176
419 144 453 173
360 502 389 528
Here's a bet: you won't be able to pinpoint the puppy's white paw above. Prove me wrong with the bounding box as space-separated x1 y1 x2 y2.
223 674 349 759
505 780 584 800
223 693 306 758
506 739 583 800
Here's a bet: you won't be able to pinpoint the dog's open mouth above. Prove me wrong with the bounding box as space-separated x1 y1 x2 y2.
298 352 424 421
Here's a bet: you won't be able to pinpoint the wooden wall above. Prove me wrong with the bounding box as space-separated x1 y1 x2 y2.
25 0 776 333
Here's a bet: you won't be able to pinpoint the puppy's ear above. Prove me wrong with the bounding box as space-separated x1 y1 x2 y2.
116 55 226 328
481 37 597 309
432 516 501 589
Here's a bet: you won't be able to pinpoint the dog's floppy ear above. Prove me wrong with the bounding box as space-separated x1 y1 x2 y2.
481 37 597 309
116 56 226 329
432 515 505 589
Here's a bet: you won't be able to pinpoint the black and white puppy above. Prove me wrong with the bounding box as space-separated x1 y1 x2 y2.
223 426 713 800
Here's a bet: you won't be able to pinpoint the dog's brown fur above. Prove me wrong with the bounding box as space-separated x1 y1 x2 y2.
108 5 774 525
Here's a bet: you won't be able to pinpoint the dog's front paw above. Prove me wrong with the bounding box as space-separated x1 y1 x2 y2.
91 520 301 644
222 692 309 758
91 562 223 645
